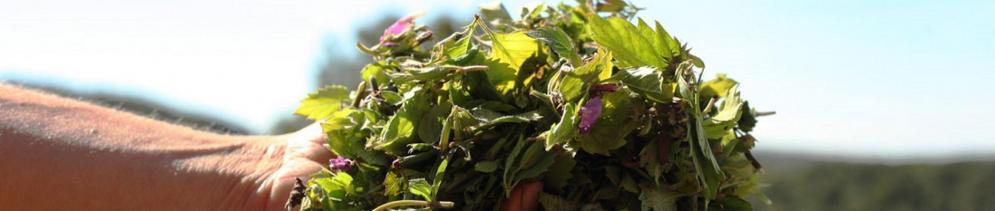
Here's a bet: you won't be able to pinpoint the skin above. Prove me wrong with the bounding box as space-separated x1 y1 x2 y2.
0 83 539 211
0 83 331 210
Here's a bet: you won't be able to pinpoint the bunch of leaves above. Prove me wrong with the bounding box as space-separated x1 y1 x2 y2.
293 1 770 210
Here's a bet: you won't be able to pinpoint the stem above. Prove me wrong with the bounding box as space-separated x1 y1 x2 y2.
372 200 455 211
701 97 717 114
352 81 368 108
438 107 455 153
745 151 763 170
456 65 489 73
356 42 378 55
755 111 777 117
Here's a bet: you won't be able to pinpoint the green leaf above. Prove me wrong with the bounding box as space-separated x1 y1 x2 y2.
360 62 388 86
437 20 477 60
474 161 499 173
516 152 555 180
296 85 351 120
538 192 579 211
637 18 673 62
380 90 403 105
390 66 460 83
545 103 578 150
700 73 738 98
375 87 431 155
522 3 547 19
479 2 514 31
543 153 576 189
504 136 528 193
418 101 452 143
408 178 433 201
529 26 582 66
703 85 744 139
431 158 449 199
504 137 556 196
311 171 356 200
595 0 627 12
588 15 670 69
576 90 640 155
450 51 505 101
321 109 365 159
383 171 403 197
719 129 740 157
720 153 758 192
677 69 725 200
557 48 613 102
614 67 675 103
483 25 542 94
654 21 682 58
471 109 544 131
638 184 681 211
377 112 415 155
621 174 639 193
721 196 753 211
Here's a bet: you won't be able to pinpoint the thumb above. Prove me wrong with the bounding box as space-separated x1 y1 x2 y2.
265 159 324 211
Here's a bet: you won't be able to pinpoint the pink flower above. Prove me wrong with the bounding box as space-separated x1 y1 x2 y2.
578 83 619 134
578 96 603 134
379 12 424 44
329 157 353 172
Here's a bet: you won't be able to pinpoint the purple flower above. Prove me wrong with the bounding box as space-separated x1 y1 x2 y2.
578 96 603 134
329 157 353 172
379 12 424 44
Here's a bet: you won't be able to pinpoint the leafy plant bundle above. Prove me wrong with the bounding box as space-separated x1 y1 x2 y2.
292 1 769 210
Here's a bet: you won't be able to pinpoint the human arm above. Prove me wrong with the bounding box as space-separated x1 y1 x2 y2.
0 83 331 210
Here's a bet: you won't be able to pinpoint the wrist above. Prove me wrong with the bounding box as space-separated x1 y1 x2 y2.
178 135 284 211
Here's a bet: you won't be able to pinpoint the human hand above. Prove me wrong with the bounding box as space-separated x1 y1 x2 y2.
234 123 333 211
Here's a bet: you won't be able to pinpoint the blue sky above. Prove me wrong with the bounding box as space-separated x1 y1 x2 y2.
1 0 993 158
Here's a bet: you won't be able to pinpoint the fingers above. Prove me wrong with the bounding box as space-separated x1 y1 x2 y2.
266 159 323 211
283 136 334 165
305 143 335 164
285 122 334 163
297 122 326 145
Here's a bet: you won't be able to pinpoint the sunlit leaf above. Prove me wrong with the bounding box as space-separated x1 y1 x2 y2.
558 48 613 102
614 67 675 103
296 85 351 120
530 26 582 66
485 29 542 94
704 85 744 139
408 178 433 200
588 15 670 69
700 73 738 98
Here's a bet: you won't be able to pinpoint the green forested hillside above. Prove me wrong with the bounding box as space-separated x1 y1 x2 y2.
754 158 995 211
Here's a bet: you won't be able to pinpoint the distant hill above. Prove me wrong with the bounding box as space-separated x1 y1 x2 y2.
751 151 995 211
